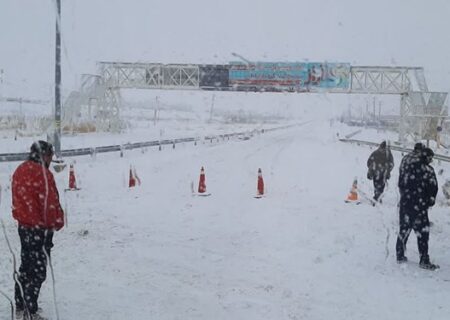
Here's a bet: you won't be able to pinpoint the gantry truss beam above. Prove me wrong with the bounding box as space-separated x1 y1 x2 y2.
350 66 423 94
97 62 428 95
98 62 200 89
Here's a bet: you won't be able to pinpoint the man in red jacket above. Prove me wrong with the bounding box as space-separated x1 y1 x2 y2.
12 140 64 320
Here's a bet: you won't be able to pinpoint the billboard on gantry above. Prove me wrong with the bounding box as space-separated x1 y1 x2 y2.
229 62 350 92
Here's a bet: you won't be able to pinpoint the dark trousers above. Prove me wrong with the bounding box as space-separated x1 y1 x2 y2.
15 225 54 314
372 176 386 201
395 205 430 261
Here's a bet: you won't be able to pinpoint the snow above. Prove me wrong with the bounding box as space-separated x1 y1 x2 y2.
1 0 450 318
1 99 450 319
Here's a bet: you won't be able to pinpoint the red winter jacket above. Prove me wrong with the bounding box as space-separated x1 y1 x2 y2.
12 160 64 230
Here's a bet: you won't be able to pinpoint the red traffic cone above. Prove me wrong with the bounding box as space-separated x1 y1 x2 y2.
129 166 141 188
129 166 136 188
68 164 78 190
257 168 264 197
345 178 360 203
198 167 207 193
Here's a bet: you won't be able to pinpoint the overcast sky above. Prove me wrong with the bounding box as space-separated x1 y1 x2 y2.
1 0 449 100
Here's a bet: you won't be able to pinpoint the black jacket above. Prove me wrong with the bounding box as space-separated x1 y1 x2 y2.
367 146 394 180
398 152 438 210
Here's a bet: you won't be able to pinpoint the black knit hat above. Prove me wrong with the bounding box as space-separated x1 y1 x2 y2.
29 140 54 162
414 142 424 151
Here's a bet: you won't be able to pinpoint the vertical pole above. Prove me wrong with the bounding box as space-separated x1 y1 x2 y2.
54 0 62 158
372 96 376 119
436 128 441 149
209 94 215 122
378 101 381 119
154 96 159 125
378 100 381 131
364 99 368 122
399 93 407 144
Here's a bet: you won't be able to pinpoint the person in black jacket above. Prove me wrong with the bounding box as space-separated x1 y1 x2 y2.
367 141 394 202
396 147 439 270
398 142 424 178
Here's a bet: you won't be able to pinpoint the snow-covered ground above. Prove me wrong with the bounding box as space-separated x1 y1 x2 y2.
1 99 450 320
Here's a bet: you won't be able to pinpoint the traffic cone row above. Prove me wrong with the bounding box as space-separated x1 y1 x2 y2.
63 164 367 204
63 164 265 197
194 167 264 198
65 163 143 190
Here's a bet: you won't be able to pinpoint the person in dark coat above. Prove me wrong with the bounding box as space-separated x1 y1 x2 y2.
396 147 439 270
367 141 394 202
12 141 65 319
398 142 424 178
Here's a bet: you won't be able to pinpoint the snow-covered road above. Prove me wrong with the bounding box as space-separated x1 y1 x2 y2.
1 120 450 319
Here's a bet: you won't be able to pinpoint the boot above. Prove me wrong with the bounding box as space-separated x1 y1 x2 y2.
396 255 408 264
419 256 440 270
23 313 47 320
15 309 24 320
17 309 46 320
29 314 48 320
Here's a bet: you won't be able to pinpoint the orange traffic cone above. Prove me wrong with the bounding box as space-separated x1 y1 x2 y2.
345 178 360 203
68 164 78 191
198 167 207 193
256 168 264 197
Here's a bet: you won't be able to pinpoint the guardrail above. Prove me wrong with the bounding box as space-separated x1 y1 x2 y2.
340 138 450 162
344 129 362 139
0 123 302 163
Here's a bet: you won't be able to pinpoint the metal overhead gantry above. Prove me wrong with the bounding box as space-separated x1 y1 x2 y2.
349 66 448 142
63 61 447 143
96 63 425 93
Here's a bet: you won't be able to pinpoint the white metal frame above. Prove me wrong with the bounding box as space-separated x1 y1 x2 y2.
63 61 448 140
400 91 448 142
350 66 414 94
98 62 199 89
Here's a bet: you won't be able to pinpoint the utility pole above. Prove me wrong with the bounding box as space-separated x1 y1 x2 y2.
54 0 62 158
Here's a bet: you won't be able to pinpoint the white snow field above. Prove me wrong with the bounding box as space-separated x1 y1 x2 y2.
1 101 450 320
